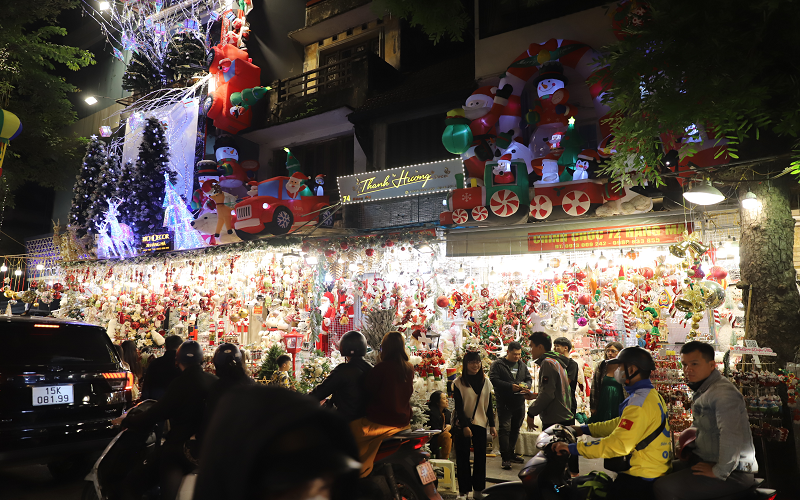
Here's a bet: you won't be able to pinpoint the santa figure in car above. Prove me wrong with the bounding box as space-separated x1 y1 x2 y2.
286 172 310 199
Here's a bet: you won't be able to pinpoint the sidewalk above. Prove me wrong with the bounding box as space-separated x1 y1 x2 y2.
439 452 614 499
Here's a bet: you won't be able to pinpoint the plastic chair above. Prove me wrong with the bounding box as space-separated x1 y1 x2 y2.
429 458 456 492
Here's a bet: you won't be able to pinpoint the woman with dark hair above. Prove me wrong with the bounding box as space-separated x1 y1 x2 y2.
207 343 253 429
351 331 414 477
426 390 452 459
589 341 626 423
120 340 143 383
453 350 497 500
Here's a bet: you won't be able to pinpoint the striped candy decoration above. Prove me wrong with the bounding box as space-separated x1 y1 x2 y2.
713 309 721 326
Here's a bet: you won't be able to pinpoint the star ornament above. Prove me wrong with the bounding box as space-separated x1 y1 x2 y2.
568 116 576 126
90 134 98 140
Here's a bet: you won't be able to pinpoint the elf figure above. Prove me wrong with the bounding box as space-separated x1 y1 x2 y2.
190 160 221 213
573 149 600 181
314 174 325 196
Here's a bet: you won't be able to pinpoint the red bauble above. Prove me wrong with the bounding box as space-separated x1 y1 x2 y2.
710 266 728 280
381 243 386 248
481 288 489 298
639 267 655 279
365 248 375 257
340 242 349 250
577 294 592 306
324 249 335 257
436 295 449 308
386 240 394 247
401 246 406 251
575 270 587 281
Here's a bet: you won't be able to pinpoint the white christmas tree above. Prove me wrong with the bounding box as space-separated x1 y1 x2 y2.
162 173 206 250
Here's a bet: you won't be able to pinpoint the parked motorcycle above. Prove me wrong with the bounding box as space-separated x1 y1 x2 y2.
363 428 443 500
480 424 777 500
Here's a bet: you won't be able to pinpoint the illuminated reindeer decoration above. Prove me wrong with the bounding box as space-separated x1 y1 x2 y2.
103 199 136 257
95 220 117 259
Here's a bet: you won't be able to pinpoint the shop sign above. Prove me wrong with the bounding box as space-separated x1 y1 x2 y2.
730 346 777 356
141 232 173 253
337 158 462 204
527 222 691 252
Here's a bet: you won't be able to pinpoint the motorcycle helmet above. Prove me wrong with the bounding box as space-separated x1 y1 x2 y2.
607 346 655 384
176 340 204 367
213 343 242 370
339 331 367 358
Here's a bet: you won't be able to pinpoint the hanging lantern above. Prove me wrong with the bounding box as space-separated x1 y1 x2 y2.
0 109 23 176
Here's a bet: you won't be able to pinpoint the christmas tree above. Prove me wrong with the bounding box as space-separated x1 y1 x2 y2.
69 135 106 238
164 32 207 83
122 51 166 94
162 173 206 250
117 160 137 226
87 153 122 235
129 117 176 236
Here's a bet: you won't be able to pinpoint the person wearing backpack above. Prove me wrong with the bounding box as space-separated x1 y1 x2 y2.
452 349 497 500
552 346 671 500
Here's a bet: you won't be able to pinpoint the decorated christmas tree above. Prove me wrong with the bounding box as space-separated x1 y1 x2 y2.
117 160 137 226
129 117 176 236
122 51 166 94
69 135 106 238
87 153 122 235
164 32 207 83
162 173 206 250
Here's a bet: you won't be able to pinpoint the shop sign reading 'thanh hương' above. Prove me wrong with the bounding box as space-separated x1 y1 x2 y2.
337 158 462 204
527 222 692 252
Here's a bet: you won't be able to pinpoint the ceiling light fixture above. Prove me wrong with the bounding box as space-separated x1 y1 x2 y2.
683 178 724 205
741 190 760 210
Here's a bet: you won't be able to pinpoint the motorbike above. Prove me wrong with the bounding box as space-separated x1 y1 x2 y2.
480 424 778 500
81 400 197 500
362 428 443 500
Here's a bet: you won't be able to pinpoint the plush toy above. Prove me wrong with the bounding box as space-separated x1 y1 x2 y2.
190 211 241 245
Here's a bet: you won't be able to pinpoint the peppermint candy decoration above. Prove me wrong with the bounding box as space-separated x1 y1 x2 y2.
490 189 520 217
481 288 490 297
562 190 591 216
529 194 553 220
471 206 488 221
452 208 469 224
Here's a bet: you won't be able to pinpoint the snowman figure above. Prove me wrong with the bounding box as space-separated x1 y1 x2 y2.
526 62 574 128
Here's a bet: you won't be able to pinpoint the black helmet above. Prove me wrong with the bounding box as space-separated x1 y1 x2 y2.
608 346 656 371
608 346 655 384
213 343 242 370
339 331 367 357
176 340 204 367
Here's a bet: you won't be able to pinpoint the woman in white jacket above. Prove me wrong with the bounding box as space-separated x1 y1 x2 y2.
452 350 498 500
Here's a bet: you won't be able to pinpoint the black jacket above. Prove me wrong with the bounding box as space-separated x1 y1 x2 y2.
140 349 181 401
489 357 533 405
556 354 580 413
309 358 373 421
124 364 218 444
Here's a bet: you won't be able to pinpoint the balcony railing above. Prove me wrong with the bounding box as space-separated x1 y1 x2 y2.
275 53 367 103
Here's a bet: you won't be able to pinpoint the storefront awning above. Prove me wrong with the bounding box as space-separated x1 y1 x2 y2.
445 210 699 257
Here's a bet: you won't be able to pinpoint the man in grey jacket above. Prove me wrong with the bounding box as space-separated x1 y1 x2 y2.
525 332 574 433
489 341 533 470
655 341 757 500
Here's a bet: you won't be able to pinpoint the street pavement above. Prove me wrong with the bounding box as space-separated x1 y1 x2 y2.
0 464 86 500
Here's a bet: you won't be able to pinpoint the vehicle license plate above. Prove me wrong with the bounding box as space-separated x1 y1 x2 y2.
416 460 436 485
32 385 74 406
